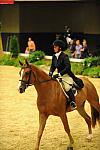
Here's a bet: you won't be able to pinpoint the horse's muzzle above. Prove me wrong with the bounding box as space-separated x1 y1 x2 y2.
19 86 25 93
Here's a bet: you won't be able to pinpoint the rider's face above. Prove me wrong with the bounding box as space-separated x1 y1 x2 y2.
54 45 61 53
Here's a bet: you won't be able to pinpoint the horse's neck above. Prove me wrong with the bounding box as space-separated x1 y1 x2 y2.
31 66 63 105
32 66 51 95
32 65 50 84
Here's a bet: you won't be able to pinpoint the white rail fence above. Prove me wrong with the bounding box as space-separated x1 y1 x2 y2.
3 51 85 63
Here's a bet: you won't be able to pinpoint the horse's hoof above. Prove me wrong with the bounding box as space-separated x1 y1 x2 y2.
86 134 93 141
67 146 73 150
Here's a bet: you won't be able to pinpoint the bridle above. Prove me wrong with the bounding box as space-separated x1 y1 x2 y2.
19 68 33 87
19 67 32 88
19 67 52 88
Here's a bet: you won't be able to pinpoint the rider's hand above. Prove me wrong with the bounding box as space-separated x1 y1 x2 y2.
59 78 62 82
49 72 52 77
52 74 59 79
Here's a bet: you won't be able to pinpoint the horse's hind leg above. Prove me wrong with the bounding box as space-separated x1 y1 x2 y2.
60 113 74 147
77 103 93 140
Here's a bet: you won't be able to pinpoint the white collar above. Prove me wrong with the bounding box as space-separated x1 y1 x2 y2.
55 51 62 59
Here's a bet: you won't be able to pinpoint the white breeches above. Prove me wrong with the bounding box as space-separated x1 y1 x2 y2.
61 74 74 91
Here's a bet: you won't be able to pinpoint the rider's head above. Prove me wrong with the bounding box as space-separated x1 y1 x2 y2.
53 40 66 53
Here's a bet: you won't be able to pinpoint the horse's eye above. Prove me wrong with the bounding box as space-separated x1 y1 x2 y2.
25 72 30 76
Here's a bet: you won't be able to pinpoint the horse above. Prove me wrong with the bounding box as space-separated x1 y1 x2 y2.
18 59 100 150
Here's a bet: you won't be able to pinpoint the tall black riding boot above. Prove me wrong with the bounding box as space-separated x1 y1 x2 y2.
66 89 77 110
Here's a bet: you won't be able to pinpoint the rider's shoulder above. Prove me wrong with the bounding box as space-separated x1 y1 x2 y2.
62 52 68 57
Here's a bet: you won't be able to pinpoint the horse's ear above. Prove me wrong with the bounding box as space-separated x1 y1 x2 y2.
19 60 23 66
25 59 29 66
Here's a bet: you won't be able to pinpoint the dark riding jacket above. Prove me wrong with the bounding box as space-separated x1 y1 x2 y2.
49 51 84 89
49 51 76 79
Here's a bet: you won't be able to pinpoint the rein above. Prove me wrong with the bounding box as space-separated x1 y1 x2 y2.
35 79 52 84
19 78 52 86
19 68 52 87
19 69 72 87
19 66 73 88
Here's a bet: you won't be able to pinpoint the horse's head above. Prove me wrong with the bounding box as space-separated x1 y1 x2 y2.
18 59 52 93
18 59 35 93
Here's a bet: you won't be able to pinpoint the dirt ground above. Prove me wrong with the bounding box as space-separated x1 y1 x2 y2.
0 65 100 150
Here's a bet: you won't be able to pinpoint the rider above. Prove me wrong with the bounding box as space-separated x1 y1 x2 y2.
49 39 84 110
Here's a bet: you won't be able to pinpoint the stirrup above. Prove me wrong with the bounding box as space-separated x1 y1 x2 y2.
70 101 77 110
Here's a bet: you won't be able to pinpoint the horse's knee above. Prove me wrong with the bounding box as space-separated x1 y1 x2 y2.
64 126 70 133
37 132 42 139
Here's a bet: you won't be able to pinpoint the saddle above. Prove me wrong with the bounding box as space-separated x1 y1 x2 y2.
57 77 83 99
73 77 84 90
57 78 76 96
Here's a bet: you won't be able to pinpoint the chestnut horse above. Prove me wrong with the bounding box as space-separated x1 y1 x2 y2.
18 60 100 150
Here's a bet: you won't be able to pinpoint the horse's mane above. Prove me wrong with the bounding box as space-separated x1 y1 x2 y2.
30 64 50 80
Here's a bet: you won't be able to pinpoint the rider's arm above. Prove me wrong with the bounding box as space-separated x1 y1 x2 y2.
49 55 56 76
59 54 71 76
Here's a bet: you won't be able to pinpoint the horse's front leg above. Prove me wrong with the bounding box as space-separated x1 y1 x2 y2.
35 112 48 150
60 113 74 148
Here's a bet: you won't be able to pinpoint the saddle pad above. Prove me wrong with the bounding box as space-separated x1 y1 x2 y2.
57 79 78 98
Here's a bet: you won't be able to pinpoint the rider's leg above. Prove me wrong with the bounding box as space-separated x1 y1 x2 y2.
61 75 76 109
66 89 76 110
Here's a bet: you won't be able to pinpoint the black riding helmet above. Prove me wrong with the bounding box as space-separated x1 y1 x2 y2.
53 39 66 51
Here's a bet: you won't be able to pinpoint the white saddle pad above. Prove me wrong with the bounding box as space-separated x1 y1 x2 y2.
57 78 78 98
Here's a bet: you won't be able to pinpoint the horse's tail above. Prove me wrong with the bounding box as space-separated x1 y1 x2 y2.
90 99 100 128
83 77 100 128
